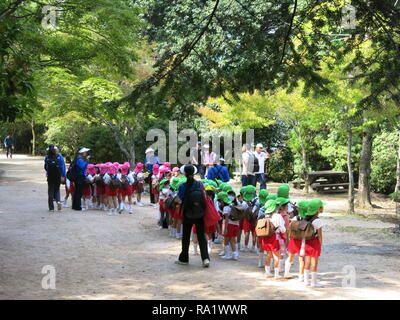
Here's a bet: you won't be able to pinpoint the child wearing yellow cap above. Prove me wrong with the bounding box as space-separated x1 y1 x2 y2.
303 198 325 287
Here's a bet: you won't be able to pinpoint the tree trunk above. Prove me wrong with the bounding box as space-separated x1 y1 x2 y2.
293 124 309 193
347 125 355 214
30 120 36 156
357 124 373 209
395 130 400 193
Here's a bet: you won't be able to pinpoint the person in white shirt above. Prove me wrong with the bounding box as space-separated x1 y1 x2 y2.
202 144 217 177
241 143 256 187
259 200 286 279
254 143 270 190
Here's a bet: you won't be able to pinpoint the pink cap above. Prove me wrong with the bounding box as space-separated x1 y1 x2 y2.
134 162 144 173
152 163 159 175
172 167 180 172
108 166 117 175
164 162 171 168
159 165 170 174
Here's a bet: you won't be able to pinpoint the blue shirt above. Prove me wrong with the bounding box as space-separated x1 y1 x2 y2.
75 157 89 177
44 154 66 177
4 137 13 147
145 155 160 175
207 165 230 182
178 180 204 202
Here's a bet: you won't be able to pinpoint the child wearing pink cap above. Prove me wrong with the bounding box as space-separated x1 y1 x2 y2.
94 164 107 210
132 163 145 206
172 167 180 177
151 164 160 208
82 164 96 210
118 162 134 214
104 164 121 215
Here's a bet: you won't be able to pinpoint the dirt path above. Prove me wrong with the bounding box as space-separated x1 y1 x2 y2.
0 155 399 300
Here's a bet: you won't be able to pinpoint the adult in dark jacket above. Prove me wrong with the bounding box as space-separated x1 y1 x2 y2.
71 147 90 211
175 164 210 268
3 135 13 159
44 145 66 211
145 147 160 204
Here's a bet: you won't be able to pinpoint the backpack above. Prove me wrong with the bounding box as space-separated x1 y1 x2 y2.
229 204 247 221
66 160 77 182
109 175 121 190
163 194 176 210
256 217 276 237
183 182 206 219
288 216 318 240
212 166 223 181
46 156 61 179
132 172 139 188
95 174 105 186
251 153 260 173
120 175 129 189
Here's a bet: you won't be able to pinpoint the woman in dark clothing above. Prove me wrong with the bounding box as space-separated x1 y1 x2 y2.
44 145 66 212
175 164 210 268
71 147 90 211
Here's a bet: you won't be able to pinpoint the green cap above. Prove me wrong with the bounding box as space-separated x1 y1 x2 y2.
159 178 169 189
217 191 232 205
170 177 180 191
277 184 290 198
222 184 233 193
258 189 269 205
305 198 326 216
297 200 309 219
242 185 256 202
266 194 277 201
263 200 277 214
215 179 223 187
275 197 290 206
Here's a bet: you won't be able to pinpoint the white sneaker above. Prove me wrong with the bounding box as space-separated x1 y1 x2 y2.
202 259 210 268
239 246 248 252
138 202 144 207
250 246 257 253
219 250 226 256
298 274 304 282
311 282 324 288
258 260 264 268
107 210 113 216
232 252 239 260
221 254 233 259
265 272 273 278
174 259 188 265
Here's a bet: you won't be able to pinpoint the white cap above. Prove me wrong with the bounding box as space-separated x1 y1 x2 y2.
180 164 198 175
256 143 263 148
78 147 90 153
145 147 155 154
203 144 210 149
219 157 225 162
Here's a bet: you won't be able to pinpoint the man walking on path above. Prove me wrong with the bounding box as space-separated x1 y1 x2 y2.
254 143 270 189
3 135 14 159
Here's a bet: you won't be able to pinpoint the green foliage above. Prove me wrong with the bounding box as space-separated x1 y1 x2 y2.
370 130 398 194
266 148 295 182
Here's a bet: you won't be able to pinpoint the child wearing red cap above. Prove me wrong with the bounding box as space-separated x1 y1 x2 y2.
151 164 160 209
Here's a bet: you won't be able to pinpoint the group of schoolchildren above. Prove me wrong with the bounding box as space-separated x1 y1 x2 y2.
64 161 150 215
157 177 325 288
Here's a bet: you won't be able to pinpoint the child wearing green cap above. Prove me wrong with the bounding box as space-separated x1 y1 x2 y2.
239 186 257 253
275 197 291 272
217 192 240 260
303 198 325 287
284 200 309 280
259 200 287 279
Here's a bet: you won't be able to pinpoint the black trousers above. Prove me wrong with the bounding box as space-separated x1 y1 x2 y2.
6 146 12 158
47 179 61 210
72 177 85 210
179 216 210 262
149 180 155 203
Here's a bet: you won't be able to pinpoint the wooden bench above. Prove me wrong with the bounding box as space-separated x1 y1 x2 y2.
291 181 305 189
312 182 349 193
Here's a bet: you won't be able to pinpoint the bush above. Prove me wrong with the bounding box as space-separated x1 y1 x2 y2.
370 130 398 194
266 147 295 182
